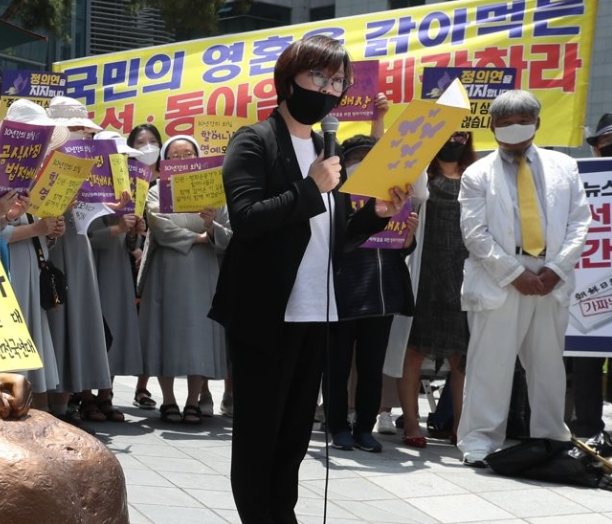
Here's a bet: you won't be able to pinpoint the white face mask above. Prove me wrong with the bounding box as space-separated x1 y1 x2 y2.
494 123 536 145
68 130 85 141
137 144 160 166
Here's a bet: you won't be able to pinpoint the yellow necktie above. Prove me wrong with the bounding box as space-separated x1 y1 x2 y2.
517 155 545 256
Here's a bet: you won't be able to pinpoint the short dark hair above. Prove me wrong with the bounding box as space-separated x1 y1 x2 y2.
274 35 353 105
341 134 376 158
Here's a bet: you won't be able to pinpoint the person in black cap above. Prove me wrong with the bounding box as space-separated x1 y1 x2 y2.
568 113 612 438
586 113 612 156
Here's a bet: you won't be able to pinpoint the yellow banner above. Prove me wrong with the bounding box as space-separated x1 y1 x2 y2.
109 153 130 198
0 263 43 372
29 151 94 218
52 0 597 151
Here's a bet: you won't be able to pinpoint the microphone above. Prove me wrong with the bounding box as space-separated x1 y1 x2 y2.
321 115 340 159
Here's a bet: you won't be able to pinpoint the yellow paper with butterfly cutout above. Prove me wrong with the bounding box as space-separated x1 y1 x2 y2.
340 78 471 200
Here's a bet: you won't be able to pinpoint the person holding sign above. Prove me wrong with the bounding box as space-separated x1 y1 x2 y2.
44 96 115 425
457 90 592 467
398 131 477 449
138 135 232 425
208 35 410 524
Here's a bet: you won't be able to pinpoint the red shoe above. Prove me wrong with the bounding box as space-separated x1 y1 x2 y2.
402 435 427 448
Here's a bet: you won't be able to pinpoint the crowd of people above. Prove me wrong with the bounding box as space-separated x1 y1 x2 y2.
0 34 609 524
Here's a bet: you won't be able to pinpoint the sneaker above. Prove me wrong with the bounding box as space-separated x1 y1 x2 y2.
376 411 397 435
198 391 214 417
331 430 355 450
353 432 383 453
220 392 233 418
462 457 488 468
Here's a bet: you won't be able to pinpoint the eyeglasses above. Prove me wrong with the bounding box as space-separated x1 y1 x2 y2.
310 70 352 94
169 151 196 160
451 132 469 145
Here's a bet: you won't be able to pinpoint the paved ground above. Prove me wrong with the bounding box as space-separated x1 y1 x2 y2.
85 376 612 524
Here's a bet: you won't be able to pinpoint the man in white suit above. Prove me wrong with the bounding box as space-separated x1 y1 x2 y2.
457 90 592 467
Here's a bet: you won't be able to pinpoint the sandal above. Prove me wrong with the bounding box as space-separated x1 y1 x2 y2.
97 398 125 422
79 400 107 422
182 404 203 425
159 403 182 423
133 388 157 409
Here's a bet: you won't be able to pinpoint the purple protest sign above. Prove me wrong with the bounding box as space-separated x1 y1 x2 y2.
59 139 118 203
330 60 379 122
351 194 413 249
0 120 53 195
159 155 224 213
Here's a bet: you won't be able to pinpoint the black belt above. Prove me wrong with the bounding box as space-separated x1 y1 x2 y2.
515 246 546 257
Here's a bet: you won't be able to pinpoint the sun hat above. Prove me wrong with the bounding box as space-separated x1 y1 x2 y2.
586 113 612 146
46 95 103 130
160 135 200 160
4 98 70 150
94 130 143 157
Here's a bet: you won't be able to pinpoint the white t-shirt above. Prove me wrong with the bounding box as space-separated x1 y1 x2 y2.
284 135 338 322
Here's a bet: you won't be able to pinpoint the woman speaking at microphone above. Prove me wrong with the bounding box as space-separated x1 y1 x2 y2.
209 35 410 524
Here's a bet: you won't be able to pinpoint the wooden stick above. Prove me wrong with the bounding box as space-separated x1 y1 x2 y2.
571 436 612 474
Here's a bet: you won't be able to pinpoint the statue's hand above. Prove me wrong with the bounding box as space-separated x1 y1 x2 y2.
0 373 32 419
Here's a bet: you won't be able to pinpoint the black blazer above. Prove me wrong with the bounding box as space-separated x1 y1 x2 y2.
209 109 389 345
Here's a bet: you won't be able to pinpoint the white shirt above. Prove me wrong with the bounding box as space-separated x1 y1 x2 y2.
284 135 338 322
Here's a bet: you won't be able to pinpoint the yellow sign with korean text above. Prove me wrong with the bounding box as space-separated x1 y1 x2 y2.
171 167 226 212
109 153 131 198
52 0 597 152
134 177 149 218
193 115 256 157
0 263 43 372
29 151 94 218
341 78 470 199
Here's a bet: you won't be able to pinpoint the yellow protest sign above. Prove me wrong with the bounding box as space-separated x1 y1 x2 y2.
340 78 470 200
193 115 256 157
29 151 94 218
171 167 226 212
109 153 131 199
134 178 149 218
0 263 43 372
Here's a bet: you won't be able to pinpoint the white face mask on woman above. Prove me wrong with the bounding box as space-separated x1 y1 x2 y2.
494 123 536 145
137 144 160 166
68 130 85 141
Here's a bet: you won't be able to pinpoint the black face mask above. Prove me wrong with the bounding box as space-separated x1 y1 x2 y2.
599 143 612 158
436 141 466 162
286 80 338 125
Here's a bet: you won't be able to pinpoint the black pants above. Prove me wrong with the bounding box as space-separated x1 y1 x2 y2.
229 322 327 524
323 316 393 434
570 357 605 437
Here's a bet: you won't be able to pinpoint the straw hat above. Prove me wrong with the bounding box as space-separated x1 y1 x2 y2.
46 95 103 130
94 130 143 157
587 113 612 146
4 98 70 150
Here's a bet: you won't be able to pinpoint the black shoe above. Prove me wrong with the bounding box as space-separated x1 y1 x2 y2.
55 409 96 435
394 414 404 429
462 457 488 468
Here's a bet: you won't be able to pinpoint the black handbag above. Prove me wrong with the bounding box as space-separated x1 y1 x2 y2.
27 214 68 310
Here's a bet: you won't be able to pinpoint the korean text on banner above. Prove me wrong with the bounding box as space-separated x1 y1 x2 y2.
52 0 597 150
340 78 470 200
0 262 43 372
28 150 95 218
193 115 256 158
0 70 68 119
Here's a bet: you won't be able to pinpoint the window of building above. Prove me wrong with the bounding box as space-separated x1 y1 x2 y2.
310 6 335 22
389 0 425 8
218 2 291 34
